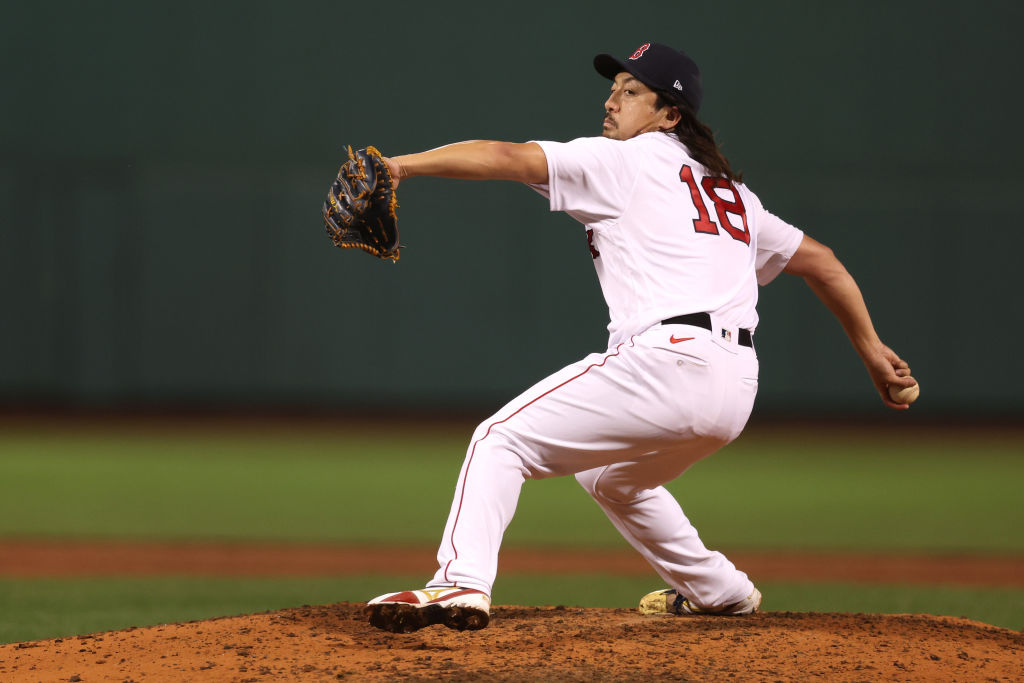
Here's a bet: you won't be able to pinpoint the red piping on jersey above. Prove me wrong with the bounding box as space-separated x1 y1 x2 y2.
443 337 636 583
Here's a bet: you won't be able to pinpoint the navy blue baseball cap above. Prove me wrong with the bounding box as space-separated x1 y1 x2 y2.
594 42 703 112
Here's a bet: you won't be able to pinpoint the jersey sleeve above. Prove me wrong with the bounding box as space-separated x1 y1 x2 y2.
528 137 637 224
749 193 804 286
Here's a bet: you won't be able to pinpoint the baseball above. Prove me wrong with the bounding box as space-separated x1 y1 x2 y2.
888 380 920 404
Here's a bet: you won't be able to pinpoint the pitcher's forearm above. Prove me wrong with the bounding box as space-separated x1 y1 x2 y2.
784 236 881 355
392 141 548 185
783 234 914 408
804 268 882 357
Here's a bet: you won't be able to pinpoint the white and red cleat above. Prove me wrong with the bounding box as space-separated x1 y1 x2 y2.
365 587 491 633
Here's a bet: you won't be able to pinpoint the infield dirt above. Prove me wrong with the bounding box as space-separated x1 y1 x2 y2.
1 541 1023 681
2 602 1022 682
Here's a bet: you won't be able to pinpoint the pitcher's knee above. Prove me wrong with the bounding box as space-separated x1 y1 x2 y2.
576 468 644 505
469 421 493 444
467 424 542 480
575 469 601 495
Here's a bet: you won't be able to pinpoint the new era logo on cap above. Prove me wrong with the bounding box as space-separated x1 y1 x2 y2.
593 42 703 112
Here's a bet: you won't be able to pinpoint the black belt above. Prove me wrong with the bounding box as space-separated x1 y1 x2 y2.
662 313 753 348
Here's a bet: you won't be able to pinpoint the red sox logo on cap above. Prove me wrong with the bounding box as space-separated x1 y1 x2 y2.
629 43 651 60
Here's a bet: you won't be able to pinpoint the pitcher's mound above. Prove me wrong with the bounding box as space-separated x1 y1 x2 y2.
2 603 1021 681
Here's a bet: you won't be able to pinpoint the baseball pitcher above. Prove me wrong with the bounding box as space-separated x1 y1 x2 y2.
332 42 917 633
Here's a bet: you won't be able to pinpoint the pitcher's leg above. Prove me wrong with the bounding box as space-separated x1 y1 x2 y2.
428 429 526 594
570 334 760 609
575 449 753 609
428 340 656 594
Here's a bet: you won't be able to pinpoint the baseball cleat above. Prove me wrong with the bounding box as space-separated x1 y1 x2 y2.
364 587 491 633
639 587 762 616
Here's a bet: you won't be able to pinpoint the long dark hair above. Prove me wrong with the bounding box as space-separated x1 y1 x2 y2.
654 91 742 183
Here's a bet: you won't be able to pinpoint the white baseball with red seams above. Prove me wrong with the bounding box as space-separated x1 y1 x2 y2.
425 132 803 610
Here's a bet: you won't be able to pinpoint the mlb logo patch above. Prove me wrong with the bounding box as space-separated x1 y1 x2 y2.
721 329 732 342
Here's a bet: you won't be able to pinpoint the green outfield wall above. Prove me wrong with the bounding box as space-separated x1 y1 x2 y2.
2 1 1021 416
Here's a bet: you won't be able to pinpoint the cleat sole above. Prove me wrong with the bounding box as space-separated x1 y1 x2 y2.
365 603 490 633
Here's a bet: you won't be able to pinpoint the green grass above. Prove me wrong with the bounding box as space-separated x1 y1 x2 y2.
0 427 1021 553
659 436 1024 553
0 423 1021 643
0 430 468 543
1 575 1021 644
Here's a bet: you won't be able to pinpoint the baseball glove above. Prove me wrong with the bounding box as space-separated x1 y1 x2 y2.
322 145 401 261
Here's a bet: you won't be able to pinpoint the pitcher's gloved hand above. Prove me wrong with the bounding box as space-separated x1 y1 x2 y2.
322 145 401 261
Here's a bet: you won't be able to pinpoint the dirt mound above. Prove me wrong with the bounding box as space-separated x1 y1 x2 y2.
2 603 1021 682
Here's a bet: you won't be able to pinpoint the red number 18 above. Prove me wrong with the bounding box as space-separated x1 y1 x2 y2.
679 165 750 245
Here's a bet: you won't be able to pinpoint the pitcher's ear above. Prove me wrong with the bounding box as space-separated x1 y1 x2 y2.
661 106 681 130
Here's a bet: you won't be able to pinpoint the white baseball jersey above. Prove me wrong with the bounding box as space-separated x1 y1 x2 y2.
426 132 805 612
530 132 803 346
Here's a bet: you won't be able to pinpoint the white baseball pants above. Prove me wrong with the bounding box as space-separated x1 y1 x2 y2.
427 321 759 610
